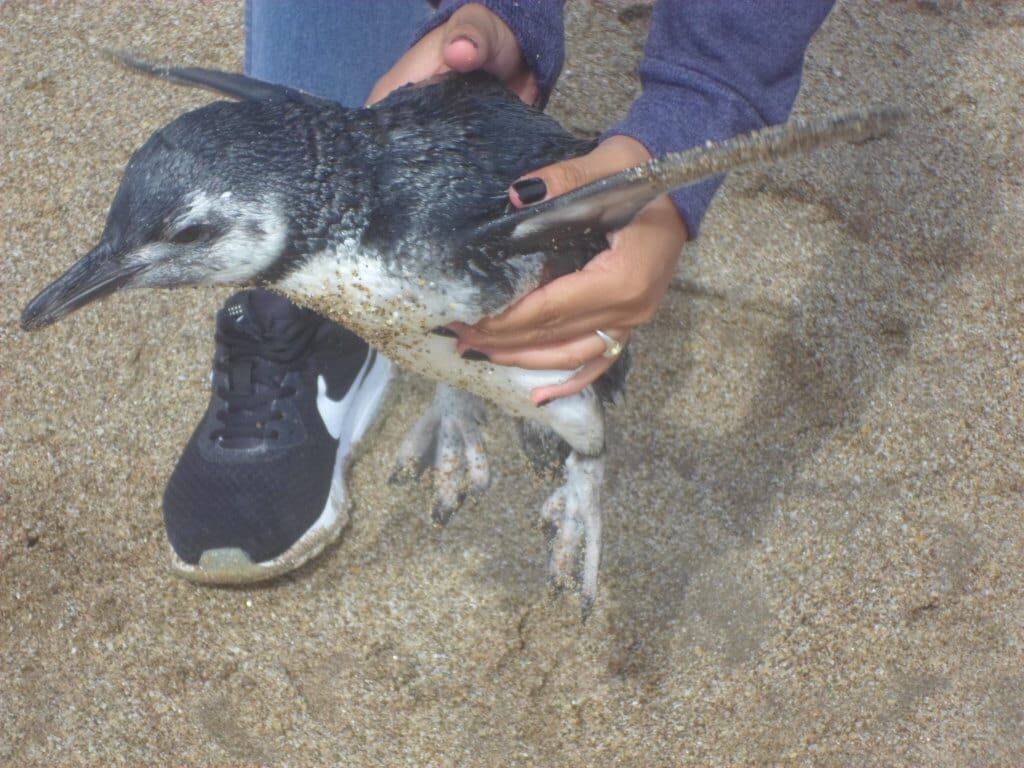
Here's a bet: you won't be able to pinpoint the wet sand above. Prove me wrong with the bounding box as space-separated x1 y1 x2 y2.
2 2 1022 765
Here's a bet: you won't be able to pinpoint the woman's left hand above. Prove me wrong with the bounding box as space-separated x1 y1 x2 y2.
450 135 688 405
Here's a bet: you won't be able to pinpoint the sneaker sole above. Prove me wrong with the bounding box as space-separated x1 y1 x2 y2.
168 352 395 584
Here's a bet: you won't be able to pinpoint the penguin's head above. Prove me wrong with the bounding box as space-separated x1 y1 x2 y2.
21 102 300 331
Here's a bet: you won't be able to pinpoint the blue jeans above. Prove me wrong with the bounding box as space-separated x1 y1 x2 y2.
245 0 433 108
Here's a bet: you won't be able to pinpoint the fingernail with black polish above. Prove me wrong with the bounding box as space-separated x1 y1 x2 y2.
513 177 547 205
461 350 490 362
431 326 457 338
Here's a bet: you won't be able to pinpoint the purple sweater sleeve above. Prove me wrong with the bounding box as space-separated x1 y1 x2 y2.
414 1 832 237
412 1 565 106
604 0 834 237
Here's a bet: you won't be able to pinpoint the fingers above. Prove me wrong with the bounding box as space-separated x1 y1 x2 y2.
453 326 629 407
532 354 621 405
442 23 492 73
470 328 629 371
442 6 539 105
508 157 597 208
453 269 615 351
366 5 538 107
365 30 444 106
509 135 654 207
443 35 485 72
505 74 541 107
456 190 687 353
457 136 684 406
442 5 507 72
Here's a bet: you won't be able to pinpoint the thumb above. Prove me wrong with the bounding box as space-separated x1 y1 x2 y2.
509 136 653 208
441 6 522 79
442 23 491 73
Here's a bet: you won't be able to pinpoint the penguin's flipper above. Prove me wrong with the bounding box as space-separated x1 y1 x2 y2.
458 107 904 252
105 50 337 108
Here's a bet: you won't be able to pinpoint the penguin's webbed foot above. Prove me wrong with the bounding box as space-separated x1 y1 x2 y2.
391 383 489 525
540 451 605 620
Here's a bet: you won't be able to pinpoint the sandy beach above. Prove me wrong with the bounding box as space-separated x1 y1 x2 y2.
2 1 1022 765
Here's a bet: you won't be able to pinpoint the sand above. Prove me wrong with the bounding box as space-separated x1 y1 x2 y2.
2 1 1022 765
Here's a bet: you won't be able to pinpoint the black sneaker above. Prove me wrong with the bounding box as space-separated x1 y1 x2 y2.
163 289 392 583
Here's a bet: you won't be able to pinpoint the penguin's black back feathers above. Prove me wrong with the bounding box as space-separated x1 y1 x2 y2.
357 73 600 294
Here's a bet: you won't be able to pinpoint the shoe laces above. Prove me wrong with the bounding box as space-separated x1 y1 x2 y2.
210 311 319 447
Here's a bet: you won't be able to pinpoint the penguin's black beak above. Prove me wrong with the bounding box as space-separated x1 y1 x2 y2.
20 242 144 331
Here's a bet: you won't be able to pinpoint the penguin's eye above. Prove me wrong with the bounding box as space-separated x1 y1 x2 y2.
169 224 214 245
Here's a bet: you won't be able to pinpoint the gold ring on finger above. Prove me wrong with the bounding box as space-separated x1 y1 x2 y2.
595 329 623 359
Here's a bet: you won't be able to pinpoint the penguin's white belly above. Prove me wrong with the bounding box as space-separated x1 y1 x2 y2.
277 248 605 455
393 334 605 456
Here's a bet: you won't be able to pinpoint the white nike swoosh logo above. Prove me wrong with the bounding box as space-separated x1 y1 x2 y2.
316 354 375 440
317 374 357 440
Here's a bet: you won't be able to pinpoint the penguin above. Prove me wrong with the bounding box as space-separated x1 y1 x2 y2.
20 55 901 617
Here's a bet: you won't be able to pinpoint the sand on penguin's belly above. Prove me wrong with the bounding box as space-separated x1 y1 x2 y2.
273 248 605 456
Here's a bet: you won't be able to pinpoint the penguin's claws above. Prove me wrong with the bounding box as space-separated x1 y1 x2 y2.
395 388 605 620
580 596 595 625
432 503 452 526
540 519 559 546
546 573 566 597
394 384 489 526
389 451 434 486
539 451 605 619
393 397 440 477
431 492 465 527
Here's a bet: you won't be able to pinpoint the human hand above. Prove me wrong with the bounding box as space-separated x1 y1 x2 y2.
450 135 688 405
366 3 540 106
